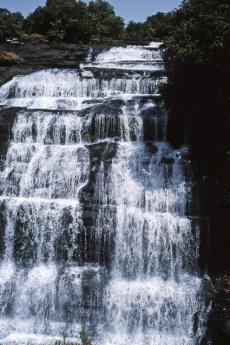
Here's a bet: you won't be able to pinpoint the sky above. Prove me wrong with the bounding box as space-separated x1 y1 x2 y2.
0 0 182 23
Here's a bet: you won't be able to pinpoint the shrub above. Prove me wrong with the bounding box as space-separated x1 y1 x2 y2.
0 51 24 66
21 33 47 44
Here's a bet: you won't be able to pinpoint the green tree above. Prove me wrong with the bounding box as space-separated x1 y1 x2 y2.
125 12 174 41
24 0 123 42
0 8 24 42
144 12 174 40
62 1 90 43
163 0 230 139
24 7 49 35
125 21 145 41
45 0 77 22
88 0 124 39
47 19 65 41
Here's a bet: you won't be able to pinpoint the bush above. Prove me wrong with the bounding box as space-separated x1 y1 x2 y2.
21 33 47 44
0 51 24 66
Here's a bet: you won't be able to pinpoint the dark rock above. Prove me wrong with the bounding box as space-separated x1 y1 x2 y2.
0 107 19 166
0 43 108 86
145 142 158 153
85 66 165 79
0 42 161 86
207 274 230 345
79 141 117 265
161 156 175 164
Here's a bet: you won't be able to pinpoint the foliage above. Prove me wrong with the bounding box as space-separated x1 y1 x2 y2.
0 8 24 42
124 12 174 41
0 0 125 43
47 20 65 42
21 33 47 44
24 6 49 35
162 0 230 273
0 0 176 43
125 21 146 41
163 0 230 152
88 0 124 39
23 0 124 43
164 0 230 68
144 12 174 41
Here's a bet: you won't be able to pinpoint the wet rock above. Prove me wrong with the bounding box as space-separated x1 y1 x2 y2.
79 141 117 265
0 107 19 165
142 106 166 142
161 156 175 164
0 43 105 86
208 274 230 345
145 142 158 153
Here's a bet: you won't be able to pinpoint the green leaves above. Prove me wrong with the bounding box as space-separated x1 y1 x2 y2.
88 0 124 39
0 8 24 42
164 0 230 69
23 0 124 43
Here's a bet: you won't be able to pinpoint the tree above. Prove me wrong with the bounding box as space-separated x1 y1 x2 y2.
45 0 77 22
0 8 24 42
24 0 124 42
124 12 174 41
62 1 90 43
125 21 145 41
88 0 124 39
24 7 49 35
46 0 76 12
163 0 230 139
144 12 174 40
47 19 65 41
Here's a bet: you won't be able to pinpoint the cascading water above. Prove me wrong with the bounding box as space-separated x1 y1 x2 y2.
0 43 209 345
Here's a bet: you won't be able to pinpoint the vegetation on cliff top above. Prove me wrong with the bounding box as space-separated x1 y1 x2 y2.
0 8 24 42
0 0 174 43
25 0 124 42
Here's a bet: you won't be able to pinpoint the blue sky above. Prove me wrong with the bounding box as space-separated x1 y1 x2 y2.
0 0 182 22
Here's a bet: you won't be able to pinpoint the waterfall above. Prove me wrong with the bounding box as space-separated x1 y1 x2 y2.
0 43 209 345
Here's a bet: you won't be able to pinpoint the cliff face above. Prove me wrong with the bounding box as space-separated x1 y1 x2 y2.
166 77 230 345
0 42 105 85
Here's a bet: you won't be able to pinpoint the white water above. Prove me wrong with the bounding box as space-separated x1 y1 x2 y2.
81 44 164 71
0 69 164 110
0 43 208 344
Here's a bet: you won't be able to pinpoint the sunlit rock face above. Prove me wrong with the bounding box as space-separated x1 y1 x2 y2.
0 43 210 345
